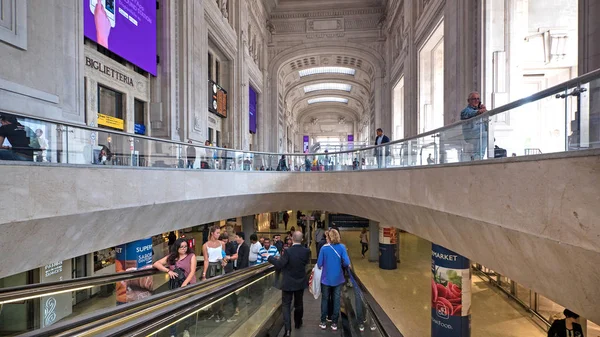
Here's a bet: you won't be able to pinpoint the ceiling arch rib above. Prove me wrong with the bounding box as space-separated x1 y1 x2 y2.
298 105 361 125
290 91 366 120
283 76 371 102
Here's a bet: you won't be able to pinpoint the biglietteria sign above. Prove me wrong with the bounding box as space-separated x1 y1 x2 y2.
86 56 134 87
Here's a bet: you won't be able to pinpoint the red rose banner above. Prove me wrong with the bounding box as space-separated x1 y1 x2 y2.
431 244 471 337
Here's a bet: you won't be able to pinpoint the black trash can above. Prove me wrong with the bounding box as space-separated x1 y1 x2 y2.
379 243 397 270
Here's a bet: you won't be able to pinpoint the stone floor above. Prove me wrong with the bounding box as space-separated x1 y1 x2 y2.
343 231 547 337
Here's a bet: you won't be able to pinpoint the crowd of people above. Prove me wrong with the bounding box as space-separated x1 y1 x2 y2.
151 218 372 336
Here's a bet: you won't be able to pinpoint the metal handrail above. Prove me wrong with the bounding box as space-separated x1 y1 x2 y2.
0 268 158 304
2 68 598 158
349 267 404 337
81 266 275 337
17 264 271 337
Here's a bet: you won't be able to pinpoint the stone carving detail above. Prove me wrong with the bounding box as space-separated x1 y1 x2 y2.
274 21 306 33
266 20 275 43
270 8 383 20
345 18 380 30
307 32 345 39
221 0 228 21
307 18 344 32
194 114 202 131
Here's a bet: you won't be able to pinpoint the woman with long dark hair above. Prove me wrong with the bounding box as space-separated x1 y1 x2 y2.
153 238 196 337
154 238 197 287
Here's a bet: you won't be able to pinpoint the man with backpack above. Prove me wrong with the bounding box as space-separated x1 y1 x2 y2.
0 114 38 161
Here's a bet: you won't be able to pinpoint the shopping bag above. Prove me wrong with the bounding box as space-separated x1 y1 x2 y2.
309 265 322 299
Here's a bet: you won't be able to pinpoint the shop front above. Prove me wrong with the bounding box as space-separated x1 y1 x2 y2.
82 45 151 167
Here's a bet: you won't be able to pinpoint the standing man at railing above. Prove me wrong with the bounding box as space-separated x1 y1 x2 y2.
461 92 488 160
374 128 390 168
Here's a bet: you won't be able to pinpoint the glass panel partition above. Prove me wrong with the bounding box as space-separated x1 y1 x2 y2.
0 69 598 170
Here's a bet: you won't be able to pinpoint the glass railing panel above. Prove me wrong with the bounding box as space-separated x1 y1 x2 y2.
489 84 570 158
0 273 167 335
0 116 68 164
148 271 276 337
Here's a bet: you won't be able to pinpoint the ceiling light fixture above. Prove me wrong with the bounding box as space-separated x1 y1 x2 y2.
304 83 352 93
299 67 356 77
307 97 349 104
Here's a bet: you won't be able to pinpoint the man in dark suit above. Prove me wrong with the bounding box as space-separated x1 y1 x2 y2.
234 232 250 270
264 231 310 336
374 128 391 168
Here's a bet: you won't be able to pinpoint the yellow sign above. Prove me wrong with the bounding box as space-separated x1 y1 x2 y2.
97 113 124 130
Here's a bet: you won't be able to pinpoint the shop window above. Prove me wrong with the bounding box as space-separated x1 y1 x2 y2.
216 60 221 85
208 53 214 81
393 77 405 140
418 20 444 133
134 99 146 135
98 85 124 120
208 127 214 144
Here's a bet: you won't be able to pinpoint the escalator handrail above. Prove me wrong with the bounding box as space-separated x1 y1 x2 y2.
0 268 158 304
94 265 275 337
349 267 404 337
17 264 271 337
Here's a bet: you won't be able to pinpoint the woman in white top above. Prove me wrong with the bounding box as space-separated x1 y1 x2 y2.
360 227 369 258
202 225 225 280
248 233 262 265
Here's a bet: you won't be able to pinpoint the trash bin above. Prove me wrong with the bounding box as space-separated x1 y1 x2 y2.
379 243 397 270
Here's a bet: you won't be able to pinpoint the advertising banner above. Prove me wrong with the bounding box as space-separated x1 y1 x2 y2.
40 260 72 328
115 238 154 304
431 244 471 337
303 136 310 153
348 134 354 150
84 0 157 75
249 86 257 134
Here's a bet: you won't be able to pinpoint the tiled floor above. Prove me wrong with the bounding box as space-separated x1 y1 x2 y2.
343 230 546 337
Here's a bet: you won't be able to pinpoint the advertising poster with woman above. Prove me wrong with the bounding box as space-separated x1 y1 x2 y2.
115 238 154 304
431 244 471 337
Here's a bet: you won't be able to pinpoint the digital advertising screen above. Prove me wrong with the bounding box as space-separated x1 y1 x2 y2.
84 0 157 76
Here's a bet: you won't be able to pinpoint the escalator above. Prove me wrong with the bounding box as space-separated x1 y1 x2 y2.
1 264 402 336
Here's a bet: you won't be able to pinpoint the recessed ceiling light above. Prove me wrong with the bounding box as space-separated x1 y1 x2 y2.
304 83 352 93
307 97 349 104
299 67 356 77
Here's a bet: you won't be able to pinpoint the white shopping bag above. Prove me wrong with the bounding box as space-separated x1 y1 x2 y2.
309 264 322 299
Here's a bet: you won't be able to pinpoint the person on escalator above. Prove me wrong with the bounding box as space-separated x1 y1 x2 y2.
547 309 584 337
317 229 351 332
153 238 197 337
263 231 310 336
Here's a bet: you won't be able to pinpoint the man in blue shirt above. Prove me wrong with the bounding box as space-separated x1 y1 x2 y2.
460 91 488 160
256 238 279 264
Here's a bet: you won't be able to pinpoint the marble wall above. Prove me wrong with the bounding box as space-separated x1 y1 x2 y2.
0 149 599 323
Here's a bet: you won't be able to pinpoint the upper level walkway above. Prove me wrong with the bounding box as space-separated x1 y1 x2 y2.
0 69 599 323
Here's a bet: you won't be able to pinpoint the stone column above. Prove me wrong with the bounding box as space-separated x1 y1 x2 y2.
431 244 471 337
242 215 255 240
378 225 398 270
444 0 481 125
368 220 379 262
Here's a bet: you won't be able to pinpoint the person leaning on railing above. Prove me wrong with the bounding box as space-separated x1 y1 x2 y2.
460 91 488 160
